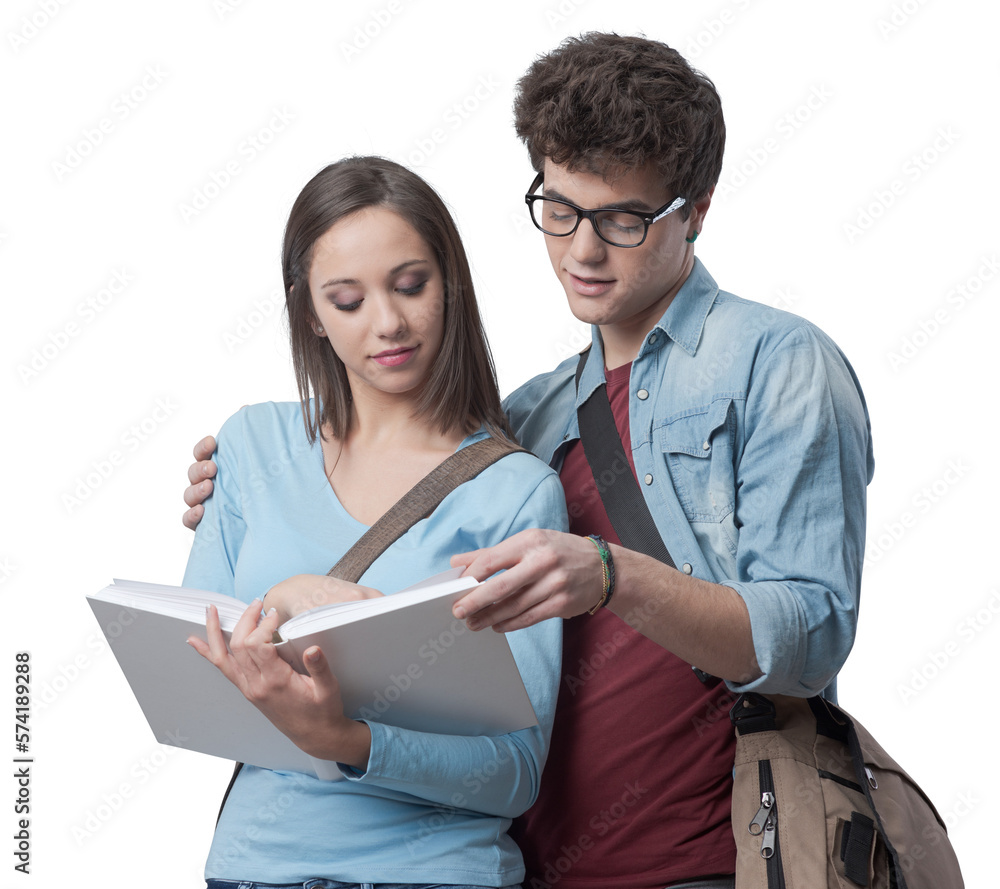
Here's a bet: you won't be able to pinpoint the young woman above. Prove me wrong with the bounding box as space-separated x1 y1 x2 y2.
183 157 566 889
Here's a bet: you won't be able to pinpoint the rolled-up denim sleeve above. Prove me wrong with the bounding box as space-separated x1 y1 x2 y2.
724 325 874 697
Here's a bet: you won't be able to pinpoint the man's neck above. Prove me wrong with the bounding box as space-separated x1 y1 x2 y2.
599 297 674 370
598 257 693 369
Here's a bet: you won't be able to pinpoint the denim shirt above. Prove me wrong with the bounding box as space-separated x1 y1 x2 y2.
504 259 875 697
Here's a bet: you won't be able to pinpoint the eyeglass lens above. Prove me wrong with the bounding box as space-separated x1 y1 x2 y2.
530 199 648 247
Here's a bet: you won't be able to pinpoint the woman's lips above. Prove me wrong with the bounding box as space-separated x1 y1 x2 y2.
568 273 615 297
372 346 416 367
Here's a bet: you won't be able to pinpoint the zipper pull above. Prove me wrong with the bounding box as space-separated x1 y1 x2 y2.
865 767 878 790
748 791 774 836
760 809 777 859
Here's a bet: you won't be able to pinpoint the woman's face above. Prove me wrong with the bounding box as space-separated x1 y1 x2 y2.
308 207 446 405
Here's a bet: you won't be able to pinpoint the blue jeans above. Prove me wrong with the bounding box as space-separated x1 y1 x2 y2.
205 882 521 889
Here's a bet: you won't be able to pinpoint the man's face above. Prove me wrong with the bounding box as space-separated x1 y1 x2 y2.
538 158 709 361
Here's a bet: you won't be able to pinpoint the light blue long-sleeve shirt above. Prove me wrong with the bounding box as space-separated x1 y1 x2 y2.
504 258 874 698
183 401 566 886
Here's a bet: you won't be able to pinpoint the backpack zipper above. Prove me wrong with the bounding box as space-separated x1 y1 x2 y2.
747 759 786 887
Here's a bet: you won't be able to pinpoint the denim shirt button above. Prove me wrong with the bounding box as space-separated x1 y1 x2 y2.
702 440 711 451
637 388 649 400
649 334 657 345
682 563 693 575
643 473 653 485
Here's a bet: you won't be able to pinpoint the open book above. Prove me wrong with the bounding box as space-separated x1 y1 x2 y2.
88 569 537 779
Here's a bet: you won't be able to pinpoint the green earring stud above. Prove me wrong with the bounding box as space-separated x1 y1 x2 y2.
685 231 699 243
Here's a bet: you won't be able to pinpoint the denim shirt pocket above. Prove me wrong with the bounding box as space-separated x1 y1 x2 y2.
659 397 739 556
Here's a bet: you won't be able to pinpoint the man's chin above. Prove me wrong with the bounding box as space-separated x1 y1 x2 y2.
564 288 618 326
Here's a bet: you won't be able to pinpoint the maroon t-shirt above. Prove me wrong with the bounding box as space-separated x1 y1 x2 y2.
510 362 737 889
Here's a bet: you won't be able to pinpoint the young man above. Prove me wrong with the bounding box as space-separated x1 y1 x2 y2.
185 34 873 889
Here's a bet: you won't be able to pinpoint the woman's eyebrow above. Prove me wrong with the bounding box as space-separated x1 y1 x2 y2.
320 259 430 289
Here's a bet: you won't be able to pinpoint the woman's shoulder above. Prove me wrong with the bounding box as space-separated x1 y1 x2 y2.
459 430 557 485
214 401 314 460
216 401 305 436
452 431 567 529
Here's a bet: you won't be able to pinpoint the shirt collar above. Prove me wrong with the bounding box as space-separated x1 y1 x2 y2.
650 256 719 358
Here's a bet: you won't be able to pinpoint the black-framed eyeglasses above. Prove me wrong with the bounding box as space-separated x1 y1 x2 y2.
524 172 686 248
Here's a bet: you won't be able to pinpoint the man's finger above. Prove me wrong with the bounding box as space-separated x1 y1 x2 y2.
452 561 534 621
184 478 214 507
187 459 217 486
449 548 484 571
182 503 204 531
193 435 217 462
450 533 536 590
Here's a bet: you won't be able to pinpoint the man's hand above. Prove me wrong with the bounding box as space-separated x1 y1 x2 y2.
186 601 371 767
263 574 383 624
450 529 605 632
182 435 218 530
452 529 761 683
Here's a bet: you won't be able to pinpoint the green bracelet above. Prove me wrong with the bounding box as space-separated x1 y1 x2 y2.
586 534 616 614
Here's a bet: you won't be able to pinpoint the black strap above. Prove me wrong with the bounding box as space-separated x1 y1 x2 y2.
574 350 717 684
217 434 525 824
841 812 875 886
574 349 675 570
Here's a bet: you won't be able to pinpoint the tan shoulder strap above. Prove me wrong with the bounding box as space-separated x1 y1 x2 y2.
328 436 526 583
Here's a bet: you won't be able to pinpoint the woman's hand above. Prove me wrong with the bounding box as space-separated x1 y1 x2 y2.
186 601 371 768
263 574 384 623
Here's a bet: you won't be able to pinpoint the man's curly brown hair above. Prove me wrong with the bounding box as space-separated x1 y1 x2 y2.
514 33 725 218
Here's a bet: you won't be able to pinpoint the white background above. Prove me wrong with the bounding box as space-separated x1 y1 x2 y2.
2 0 997 885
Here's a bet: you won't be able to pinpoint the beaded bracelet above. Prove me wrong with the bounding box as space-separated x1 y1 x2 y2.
586 534 616 614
